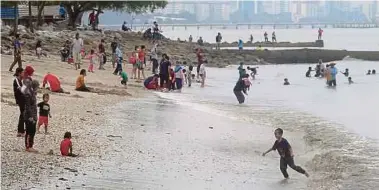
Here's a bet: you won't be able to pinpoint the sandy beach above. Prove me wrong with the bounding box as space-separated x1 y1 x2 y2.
1 54 145 189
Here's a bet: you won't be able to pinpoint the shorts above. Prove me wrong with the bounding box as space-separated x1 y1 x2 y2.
137 61 144 70
73 52 82 64
38 116 49 126
121 80 127 85
132 64 138 69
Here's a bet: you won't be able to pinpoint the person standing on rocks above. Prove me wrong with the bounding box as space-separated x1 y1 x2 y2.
272 32 277 42
13 68 25 137
9 34 22 72
72 33 83 70
23 79 40 152
98 39 106 70
264 32 269 42
189 35 193 43
250 35 254 43
215 32 222 50
111 37 118 68
318 28 323 40
238 39 244 50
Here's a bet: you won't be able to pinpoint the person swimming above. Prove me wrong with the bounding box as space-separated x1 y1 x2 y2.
283 78 290 85
305 67 313 77
348 77 353 84
341 68 349 77
367 70 371 75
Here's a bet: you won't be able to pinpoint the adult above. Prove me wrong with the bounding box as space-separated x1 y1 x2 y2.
238 62 246 80
264 32 268 42
98 39 106 70
42 73 64 93
88 11 95 27
122 21 130 31
318 28 323 40
328 63 338 87
76 69 90 91
199 60 207 88
110 37 118 68
153 21 159 40
216 32 222 50
59 4 66 19
196 48 204 79
144 74 159 90
137 45 146 80
150 43 159 74
272 32 277 42
13 68 25 137
113 45 123 75
72 33 83 70
23 76 39 152
197 37 204 46
60 40 70 62
250 34 254 43
233 74 250 104
159 54 171 88
238 39 244 50
189 35 193 43
9 34 22 72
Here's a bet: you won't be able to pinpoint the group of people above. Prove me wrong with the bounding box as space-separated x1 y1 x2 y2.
264 31 277 42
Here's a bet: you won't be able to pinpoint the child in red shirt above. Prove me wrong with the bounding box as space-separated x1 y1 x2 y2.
60 132 77 157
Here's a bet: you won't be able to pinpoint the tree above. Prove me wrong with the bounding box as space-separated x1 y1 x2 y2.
1 1 19 35
32 1 60 27
28 1 33 32
61 1 167 29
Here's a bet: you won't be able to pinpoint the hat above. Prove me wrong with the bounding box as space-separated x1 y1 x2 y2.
24 65 35 76
13 67 24 76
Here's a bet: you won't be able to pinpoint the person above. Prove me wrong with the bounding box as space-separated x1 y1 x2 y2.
13 68 25 137
37 93 51 134
86 49 97 73
328 63 338 87
372 69 376 75
174 65 184 92
59 4 66 19
169 68 176 91
284 78 290 85
117 71 127 88
262 128 309 179
137 45 146 80
150 43 159 74
189 35 193 43
130 46 138 79
61 40 71 62
256 45 263 51
188 65 193 87
76 69 90 92
247 66 258 80
325 64 331 84
366 70 371 75
88 11 95 27
197 37 204 46
199 61 207 88
23 80 40 152
348 77 354 84
144 74 159 90
264 32 268 42
272 31 277 42
216 32 222 50
305 67 313 77
238 62 245 80
341 68 349 77
60 132 77 157
122 21 130 31
250 34 254 43
152 21 160 40
98 39 106 70
36 40 42 59
238 39 243 50
42 73 64 93
159 54 171 89
233 74 250 104
72 33 83 70
9 34 22 72
110 37 118 68
196 48 204 80
318 28 323 40
113 45 123 75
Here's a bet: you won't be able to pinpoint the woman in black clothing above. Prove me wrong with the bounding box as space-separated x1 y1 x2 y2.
233 74 250 104
23 79 39 152
13 68 25 137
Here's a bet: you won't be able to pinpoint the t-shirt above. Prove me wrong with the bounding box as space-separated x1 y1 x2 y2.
121 71 128 81
14 39 21 52
159 60 171 75
76 75 85 89
37 102 50 117
42 74 61 92
138 50 145 62
98 43 105 53
60 138 72 156
72 38 83 53
272 138 292 158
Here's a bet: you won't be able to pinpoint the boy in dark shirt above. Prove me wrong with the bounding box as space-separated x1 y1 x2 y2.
37 93 51 134
262 128 309 179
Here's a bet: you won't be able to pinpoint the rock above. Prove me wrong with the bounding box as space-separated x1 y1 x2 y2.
58 177 68 181
64 167 78 172
47 150 54 155
209 127 213 129
106 135 122 138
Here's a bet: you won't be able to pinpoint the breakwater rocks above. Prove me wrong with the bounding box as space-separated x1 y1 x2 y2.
205 40 324 48
205 49 379 66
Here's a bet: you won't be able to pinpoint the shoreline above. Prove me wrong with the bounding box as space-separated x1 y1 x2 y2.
1 54 146 189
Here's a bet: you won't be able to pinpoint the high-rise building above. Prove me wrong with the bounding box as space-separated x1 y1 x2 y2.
238 0 255 20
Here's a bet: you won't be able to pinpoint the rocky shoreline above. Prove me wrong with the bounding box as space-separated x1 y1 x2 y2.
201 40 324 48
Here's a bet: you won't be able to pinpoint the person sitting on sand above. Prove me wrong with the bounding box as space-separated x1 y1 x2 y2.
284 78 290 85
305 67 313 78
366 70 371 75
42 73 66 93
144 74 159 90
372 69 376 75
120 71 128 88
75 69 90 92
341 68 349 77
348 77 354 84
60 132 77 157
37 93 51 134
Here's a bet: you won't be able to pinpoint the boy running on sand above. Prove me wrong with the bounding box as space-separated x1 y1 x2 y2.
37 93 51 134
262 128 309 179
60 132 77 157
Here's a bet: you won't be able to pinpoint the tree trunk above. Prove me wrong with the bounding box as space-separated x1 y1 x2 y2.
37 2 46 26
13 3 19 35
28 1 34 33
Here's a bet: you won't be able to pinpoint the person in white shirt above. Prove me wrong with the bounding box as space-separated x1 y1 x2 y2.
199 61 207 88
72 33 84 70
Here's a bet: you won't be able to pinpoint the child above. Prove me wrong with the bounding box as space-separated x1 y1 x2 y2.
262 128 309 179
305 67 312 77
169 68 176 91
174 65 184 92
348 77 354 84
284 78 290 85
37 93 51 134
199 62 206 88
120 71 128 88
36 40 42 59
188 65 193 87
60 132 77 157
86 49 97 73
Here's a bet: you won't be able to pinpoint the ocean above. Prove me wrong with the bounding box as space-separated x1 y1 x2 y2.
71 28 379 189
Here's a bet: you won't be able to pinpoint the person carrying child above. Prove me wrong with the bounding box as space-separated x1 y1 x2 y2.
37 93 51 134
262 128 309 179
60 132 77 157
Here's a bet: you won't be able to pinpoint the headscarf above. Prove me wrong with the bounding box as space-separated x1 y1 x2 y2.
24 65 35 78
